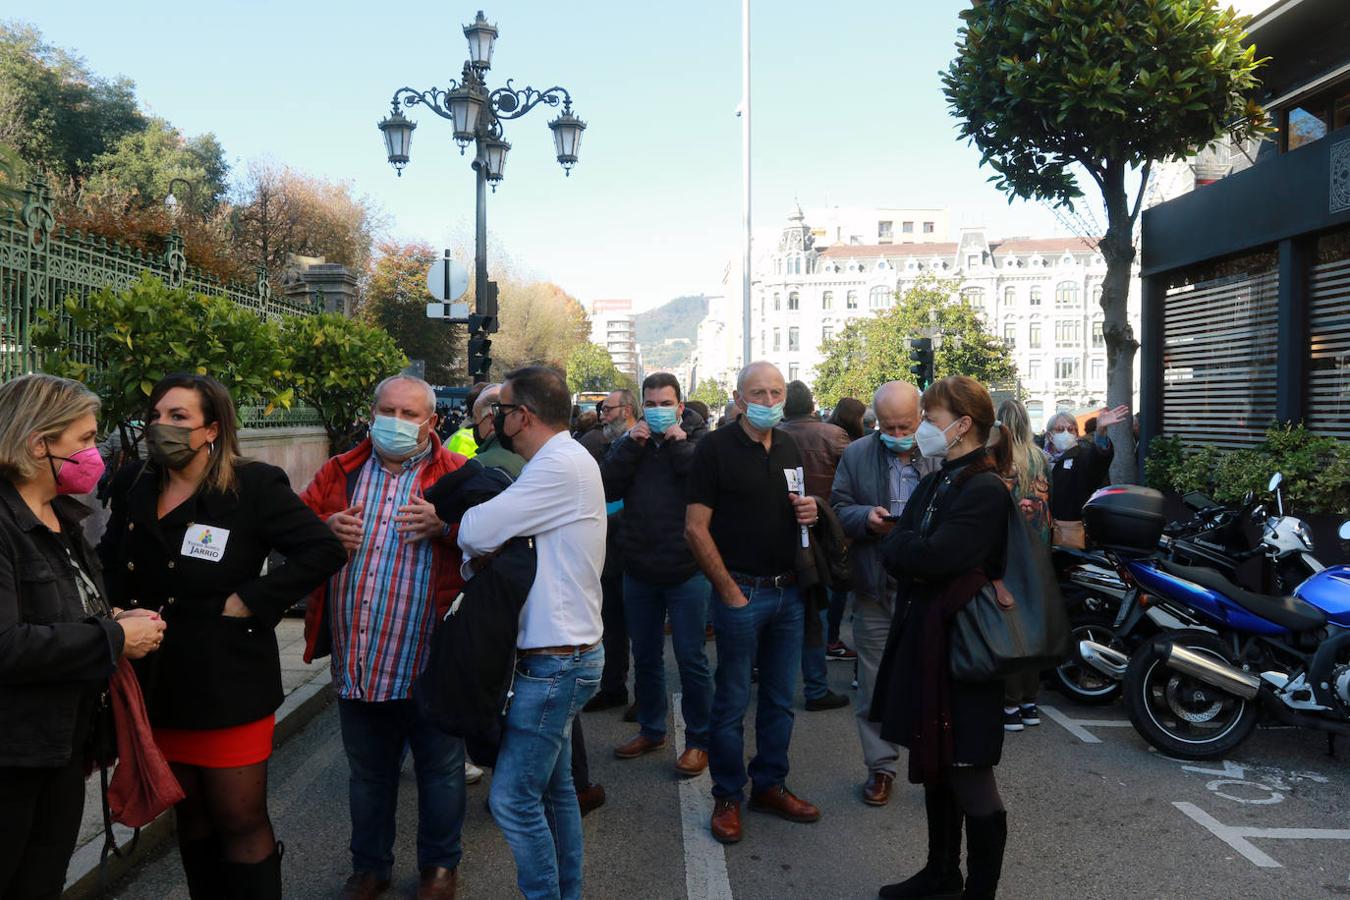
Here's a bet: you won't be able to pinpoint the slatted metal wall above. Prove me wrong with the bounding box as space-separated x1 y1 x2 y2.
1162 269 1279 450
1308 257 1350 439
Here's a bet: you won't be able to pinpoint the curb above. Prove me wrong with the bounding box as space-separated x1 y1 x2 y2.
62 666 335 900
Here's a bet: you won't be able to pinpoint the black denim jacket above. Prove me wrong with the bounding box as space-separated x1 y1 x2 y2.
0 479 122 768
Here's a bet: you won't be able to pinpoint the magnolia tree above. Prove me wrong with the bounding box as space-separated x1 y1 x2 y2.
943 0 1268 481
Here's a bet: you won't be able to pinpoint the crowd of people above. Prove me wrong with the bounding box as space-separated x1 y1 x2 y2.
0 359 1124 900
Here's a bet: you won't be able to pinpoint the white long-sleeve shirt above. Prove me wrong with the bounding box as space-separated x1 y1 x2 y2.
458 430 606 649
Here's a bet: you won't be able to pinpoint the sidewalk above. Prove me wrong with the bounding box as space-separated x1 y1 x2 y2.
62 618 332 900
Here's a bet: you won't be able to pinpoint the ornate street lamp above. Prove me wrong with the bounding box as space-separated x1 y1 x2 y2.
464 10 498 70
548 108 586 175
481 135 511 187
447 79 485 152
377 108 417 175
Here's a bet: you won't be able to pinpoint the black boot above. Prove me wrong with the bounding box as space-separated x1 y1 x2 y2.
962 811 1007 899
179 837 224 900
879 786 964 898
222 841 283 900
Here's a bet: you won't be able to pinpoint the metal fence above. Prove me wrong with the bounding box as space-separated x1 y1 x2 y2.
0 175 322 426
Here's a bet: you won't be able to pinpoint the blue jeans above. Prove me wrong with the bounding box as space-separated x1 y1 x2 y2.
489 646 604 900
337 698 466 879
709 584 804 800
624 572 713 749
800 607 831 700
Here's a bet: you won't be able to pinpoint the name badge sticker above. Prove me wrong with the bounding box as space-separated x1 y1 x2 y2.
181 524 230 562
783 468 802 493
1063 458 1074 471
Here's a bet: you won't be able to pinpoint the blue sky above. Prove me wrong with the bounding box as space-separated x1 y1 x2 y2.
26 0 1088 311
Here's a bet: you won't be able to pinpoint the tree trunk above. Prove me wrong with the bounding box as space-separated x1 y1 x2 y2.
1098 164 1139 484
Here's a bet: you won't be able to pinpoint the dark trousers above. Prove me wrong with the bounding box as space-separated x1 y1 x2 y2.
598 554 629 698
0 760 86 900
826 586 849 644
570 715 589 789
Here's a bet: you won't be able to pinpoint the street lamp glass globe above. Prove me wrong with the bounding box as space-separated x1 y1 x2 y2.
464 10 498 69
481 136 511 183
448 86 484 150
548 110 586 175
164 191 179 211
378 110 416 174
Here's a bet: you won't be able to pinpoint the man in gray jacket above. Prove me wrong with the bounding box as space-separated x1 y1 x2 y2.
829 380 937 807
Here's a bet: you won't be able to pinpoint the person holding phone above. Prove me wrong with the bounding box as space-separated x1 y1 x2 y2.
100 374 346 900
829 380 938 807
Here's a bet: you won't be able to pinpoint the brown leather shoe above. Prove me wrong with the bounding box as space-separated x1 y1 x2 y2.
338 871 390 900
862 772 894 807
748 785 821 823
416 866 458 900
614 733 667 759
674 747 708 776
577 782 606 817
710 798 742 844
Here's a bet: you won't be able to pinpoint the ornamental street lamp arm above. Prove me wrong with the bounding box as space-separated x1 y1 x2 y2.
489 80 574 120
389 85 462 122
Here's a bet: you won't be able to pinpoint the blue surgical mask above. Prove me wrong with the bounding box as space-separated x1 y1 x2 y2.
744 401 785 430
879 432 916 454
644 406 679 434
370 414 427 458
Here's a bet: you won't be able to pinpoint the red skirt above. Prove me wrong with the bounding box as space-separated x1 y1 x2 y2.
153 715 275 768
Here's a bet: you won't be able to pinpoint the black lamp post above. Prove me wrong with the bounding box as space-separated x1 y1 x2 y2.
378 9 586 351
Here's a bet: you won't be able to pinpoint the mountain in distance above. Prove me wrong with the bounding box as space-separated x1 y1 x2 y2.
634 294 708 371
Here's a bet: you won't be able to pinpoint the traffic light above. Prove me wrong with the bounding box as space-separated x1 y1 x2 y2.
468 331 492 380
478 280 500 333
909 337 935 389
467 314 496 334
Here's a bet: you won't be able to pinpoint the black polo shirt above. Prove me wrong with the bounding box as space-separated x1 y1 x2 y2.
687 420 803 576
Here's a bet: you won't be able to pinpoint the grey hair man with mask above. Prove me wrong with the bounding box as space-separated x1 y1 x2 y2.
830 380 938 808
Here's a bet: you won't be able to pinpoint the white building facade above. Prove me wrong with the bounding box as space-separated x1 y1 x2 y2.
698 207 1140 426
589 299 642 382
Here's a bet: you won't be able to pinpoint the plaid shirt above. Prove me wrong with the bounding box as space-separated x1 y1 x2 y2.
328 445 437 701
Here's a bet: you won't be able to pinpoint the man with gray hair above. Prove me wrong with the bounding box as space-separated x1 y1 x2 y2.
299 374 471 900
830 380 938 808
468 384 524 480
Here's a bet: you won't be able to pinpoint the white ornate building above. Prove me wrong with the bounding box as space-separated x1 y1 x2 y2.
693 206 1141 426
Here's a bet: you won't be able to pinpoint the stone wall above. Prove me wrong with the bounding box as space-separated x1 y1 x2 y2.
238 425 331 493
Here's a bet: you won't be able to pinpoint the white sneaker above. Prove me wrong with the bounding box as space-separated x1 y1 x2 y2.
464 761 484 785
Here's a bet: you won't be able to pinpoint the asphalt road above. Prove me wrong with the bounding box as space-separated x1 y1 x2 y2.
103 639 1350 899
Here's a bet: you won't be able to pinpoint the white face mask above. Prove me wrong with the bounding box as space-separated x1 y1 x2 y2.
1051 431 1077 452
915 419 960 459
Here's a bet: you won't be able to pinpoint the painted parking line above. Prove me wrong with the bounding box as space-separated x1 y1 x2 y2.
1173 801 1350 869
673 692 734 900
1040 705 1134 744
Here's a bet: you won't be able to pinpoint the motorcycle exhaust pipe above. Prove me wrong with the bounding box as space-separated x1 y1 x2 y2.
1162 643 1261 701
1078 640 1128 681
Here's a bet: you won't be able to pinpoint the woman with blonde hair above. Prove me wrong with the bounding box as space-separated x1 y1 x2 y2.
100 373 345 899
0 374 166 898
993 399 1051 733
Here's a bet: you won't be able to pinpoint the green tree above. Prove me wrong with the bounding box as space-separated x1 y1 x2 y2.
32 273 288 432
942 0 1268 481
358 240 464 386
689 377 729 411
565 342 631 394
490 277 591 377
279 312 407 453
813 276 1018 407
84 118 229 215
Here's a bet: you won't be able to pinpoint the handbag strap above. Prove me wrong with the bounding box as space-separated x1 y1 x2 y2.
97 762 141 883
918 474 954 537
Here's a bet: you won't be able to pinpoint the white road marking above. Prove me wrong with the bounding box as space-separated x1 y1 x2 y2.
1173 801 1350 869
1039 705 1130 743
674 692 734 900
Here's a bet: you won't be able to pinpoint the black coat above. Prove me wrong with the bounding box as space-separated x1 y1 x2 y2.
600 408 708 585
1048 437 1113 521
0 481 122 767
99 460 346 730
872 450 1010 770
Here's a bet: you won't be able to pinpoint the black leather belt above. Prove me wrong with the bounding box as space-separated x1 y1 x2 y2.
729 571 796 589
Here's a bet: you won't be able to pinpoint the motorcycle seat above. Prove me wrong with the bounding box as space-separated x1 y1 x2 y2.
1053 546 1110 565
1156 559 1327 633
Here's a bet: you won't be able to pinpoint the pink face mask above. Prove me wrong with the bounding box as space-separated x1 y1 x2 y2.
48 445 106 496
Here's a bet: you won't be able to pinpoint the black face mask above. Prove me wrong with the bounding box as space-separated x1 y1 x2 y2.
494 409 515 454
472 415 491 450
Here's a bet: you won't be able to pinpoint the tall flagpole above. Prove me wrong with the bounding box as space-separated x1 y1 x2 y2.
740 0 752 368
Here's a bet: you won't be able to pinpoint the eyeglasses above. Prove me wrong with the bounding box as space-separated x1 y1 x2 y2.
490 402 525 416
601 402 629 412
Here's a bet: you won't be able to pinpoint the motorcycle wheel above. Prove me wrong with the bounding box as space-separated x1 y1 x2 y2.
1053 613 1123 705
1122 629 1258 760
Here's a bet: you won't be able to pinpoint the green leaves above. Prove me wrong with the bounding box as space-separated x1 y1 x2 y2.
565 342 633 395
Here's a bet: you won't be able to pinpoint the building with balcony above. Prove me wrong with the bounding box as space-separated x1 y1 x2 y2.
590 299 642 383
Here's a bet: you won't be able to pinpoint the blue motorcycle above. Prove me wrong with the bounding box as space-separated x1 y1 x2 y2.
1078 484 1350 760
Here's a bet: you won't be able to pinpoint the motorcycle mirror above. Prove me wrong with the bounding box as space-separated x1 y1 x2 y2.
1340 521 1350 541
1268 472 1283 492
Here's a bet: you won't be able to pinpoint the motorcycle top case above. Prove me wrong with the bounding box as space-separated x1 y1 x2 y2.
1297 565 1350 627
1082 485 1166 554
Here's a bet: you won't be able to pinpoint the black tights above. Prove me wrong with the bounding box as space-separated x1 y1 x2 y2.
932 765 1004 818
171 761 276 864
